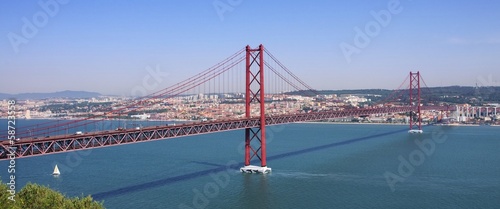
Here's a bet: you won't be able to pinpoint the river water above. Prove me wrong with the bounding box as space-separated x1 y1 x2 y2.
1 120 499 208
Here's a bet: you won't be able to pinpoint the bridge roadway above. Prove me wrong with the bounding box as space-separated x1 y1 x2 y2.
0 105 451 159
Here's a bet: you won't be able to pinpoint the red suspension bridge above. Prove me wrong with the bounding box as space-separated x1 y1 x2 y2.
1 45 451 172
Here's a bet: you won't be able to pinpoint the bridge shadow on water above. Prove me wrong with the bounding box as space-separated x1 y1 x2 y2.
92 127 408 200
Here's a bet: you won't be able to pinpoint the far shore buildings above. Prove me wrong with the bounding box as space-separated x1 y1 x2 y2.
0 95 498 125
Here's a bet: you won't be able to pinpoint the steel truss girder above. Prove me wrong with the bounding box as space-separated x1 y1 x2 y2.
0 105 451 160
1 119 259 159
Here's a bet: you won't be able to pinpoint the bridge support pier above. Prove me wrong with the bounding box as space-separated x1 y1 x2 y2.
240 44 271 173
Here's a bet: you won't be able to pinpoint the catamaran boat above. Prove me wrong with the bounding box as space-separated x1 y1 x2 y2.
408 129 423 134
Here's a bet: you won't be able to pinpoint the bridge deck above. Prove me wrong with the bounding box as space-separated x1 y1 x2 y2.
1 106 450 160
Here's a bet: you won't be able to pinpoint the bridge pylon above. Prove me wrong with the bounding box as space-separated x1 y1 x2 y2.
240 44 271 173
408 71 423 134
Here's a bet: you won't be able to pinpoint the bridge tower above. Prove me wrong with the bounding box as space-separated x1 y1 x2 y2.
408 71 423 133
240 44 271 173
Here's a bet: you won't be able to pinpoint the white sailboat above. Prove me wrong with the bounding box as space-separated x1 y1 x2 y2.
53 165 60 175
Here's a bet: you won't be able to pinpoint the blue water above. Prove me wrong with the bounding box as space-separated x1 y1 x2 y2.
1 121 500 209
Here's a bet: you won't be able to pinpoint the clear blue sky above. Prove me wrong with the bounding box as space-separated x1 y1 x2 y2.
1 0 499 95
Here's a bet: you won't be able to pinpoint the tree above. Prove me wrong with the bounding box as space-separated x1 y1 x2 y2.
0 180 104 209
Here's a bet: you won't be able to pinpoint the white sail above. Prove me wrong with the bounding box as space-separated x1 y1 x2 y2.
53 165 60 175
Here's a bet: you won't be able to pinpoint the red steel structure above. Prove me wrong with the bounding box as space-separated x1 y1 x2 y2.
0 45 454 163
409 71 422 131
0 106 450 160
245 45 267 168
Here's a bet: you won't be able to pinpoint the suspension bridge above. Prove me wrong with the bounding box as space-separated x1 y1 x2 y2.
1 45 451 173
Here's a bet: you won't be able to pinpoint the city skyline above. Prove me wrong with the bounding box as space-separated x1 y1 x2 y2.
1 0 499 96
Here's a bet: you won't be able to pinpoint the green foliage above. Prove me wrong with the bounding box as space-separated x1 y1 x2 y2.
0 181 16 209
0 180 104 209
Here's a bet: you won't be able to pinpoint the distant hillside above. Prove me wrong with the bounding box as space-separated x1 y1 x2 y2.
0 90 102 100
306 89 393 96
289 86 500 105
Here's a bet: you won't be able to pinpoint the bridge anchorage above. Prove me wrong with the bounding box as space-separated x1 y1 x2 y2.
240 44 271 173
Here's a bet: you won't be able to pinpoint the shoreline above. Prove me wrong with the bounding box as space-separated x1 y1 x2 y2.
296 121 409 126
1 117 497 127
0 117 193 122
296 121 499 126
